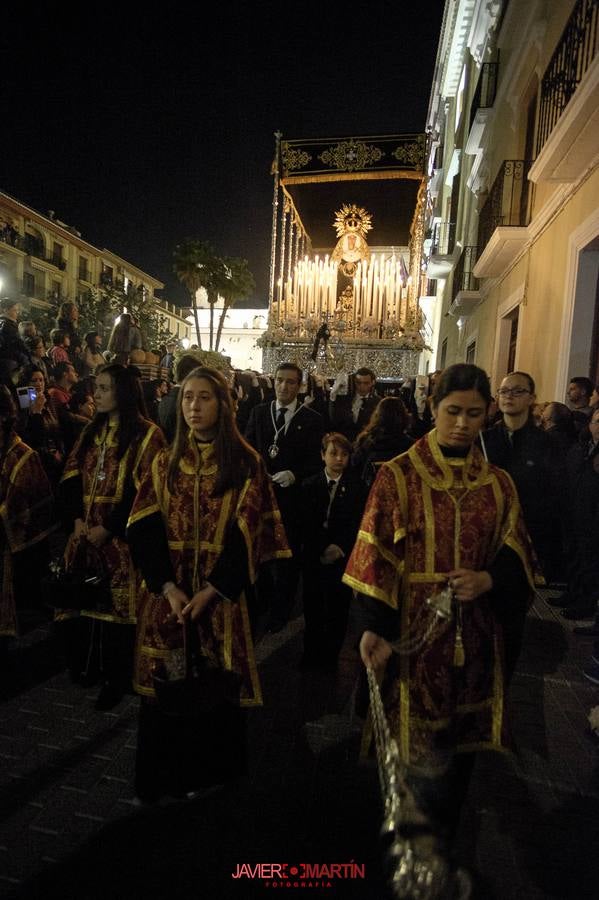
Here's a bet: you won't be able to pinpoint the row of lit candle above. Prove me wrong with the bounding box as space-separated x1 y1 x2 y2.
275 253 411 324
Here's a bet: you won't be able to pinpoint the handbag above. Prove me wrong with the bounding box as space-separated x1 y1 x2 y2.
41 438 112 612
153 617 242 718
42 537 112 611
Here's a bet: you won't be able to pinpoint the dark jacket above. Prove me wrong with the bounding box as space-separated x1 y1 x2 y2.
328 392 380 441
0 316 30 370
301 470 367 565
483 419 559 573
245 400 324 547
352 431 413 485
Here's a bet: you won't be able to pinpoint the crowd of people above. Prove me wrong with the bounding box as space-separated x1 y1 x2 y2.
1 290 598 868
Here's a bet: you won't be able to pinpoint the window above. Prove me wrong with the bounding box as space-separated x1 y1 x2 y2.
466 340 476 364
79 257 89 281
52 242 63 266
100 264 113 285
440 337 448 369
23 272 35 296
24 233 43 258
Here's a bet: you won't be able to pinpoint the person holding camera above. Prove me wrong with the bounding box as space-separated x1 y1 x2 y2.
17 365 64 487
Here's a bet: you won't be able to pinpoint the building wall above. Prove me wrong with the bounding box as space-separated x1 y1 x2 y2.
0 190 190 342
425 0 599 398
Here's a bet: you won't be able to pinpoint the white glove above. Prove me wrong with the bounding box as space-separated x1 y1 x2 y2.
271 470 296 488
330 372 349 401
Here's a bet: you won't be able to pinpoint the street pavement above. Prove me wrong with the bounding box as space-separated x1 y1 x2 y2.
0 589 598 899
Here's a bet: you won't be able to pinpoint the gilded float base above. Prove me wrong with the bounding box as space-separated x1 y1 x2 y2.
262 340 421 379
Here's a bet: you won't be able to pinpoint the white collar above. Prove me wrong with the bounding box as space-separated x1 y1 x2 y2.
276 398 298 415
325 470 342 484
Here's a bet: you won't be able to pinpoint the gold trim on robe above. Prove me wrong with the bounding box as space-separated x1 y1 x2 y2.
343 429 540 771
1 436 56 636
129 434 290 707
56 420 165 624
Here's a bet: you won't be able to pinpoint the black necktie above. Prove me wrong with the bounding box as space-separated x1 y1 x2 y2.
276 407 287 431
328 479 336 493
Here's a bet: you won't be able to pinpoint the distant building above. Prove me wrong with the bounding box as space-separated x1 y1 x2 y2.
0 189 190 342
188 302 267 370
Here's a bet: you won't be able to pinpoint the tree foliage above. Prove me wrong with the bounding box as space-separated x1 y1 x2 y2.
173 239 255 352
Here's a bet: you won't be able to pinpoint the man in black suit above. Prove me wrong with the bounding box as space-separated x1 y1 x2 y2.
328 367 380 441
245 362 324 630
300 432 367 669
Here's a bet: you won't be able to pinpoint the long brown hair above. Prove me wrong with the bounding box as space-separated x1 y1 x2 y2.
167 366 258 495
77 364 147 462
355 396 409 448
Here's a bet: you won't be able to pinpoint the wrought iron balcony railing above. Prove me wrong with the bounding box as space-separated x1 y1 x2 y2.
0 230 25 251
22 235 66 270
469 61 499 134
430 220 455 256
476 160 532 253
451 247 479 303
536 0 599 154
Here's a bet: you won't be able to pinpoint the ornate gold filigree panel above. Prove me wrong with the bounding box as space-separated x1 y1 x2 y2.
391 135 426 168
318 140 384 173
281 144 312 173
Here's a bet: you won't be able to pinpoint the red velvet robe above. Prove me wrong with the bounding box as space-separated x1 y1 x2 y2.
0 435 55 636
343 429 539 771
59 420 165 624
128 436 291 706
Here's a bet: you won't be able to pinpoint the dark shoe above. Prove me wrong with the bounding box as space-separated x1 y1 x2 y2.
94 682 124 711
583 660 599 686
561 605 597 621
574 623 599 636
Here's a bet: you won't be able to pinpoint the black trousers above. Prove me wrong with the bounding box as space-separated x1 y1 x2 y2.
302 560 351 662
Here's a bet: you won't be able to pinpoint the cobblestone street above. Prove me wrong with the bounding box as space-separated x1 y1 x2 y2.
1 589 598 899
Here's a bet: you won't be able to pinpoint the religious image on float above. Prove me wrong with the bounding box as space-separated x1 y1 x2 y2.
261 204 428 377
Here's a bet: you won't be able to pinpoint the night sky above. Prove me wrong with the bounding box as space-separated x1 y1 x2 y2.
2 2 445 307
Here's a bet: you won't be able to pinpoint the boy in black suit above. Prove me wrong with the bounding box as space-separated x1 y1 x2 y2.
300 432 367 670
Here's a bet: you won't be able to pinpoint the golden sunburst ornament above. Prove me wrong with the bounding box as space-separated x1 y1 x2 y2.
333 204 373 239
332 204 373 275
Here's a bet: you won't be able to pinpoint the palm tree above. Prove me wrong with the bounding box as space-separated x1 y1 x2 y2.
173 239 207 349
214 257 255 352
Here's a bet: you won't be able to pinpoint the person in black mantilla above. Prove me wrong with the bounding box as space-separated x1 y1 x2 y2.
245 362 324 631
300 432 367 670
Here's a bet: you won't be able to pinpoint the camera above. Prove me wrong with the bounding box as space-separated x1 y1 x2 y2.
16 386 37 410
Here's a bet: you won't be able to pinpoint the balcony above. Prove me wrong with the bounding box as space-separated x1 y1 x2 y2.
24 235 67 271
426 220 458 279
473 160 532 278
0 230 26 253
449 246 481 318
529 0 599 182
466 61 499 156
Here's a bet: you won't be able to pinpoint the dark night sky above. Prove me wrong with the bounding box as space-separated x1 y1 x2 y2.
2 2 445 307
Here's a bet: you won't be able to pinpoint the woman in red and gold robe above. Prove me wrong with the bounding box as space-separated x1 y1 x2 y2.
0 386 55 641
344 364 540 843
127 366 290 803
58 365 165 708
